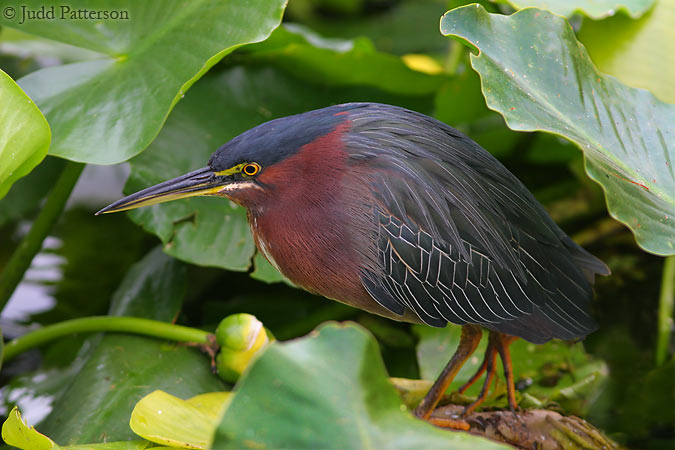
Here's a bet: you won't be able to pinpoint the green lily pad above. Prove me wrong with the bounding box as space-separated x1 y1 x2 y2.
0 68 50 199
130 391 231 449
441 5 675 255
578 0 675 104
214 322 510 449
1 0 287 165
125 65 433 271
496 0 655 18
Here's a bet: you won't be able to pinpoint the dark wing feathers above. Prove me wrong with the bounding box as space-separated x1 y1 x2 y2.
345 104 608 343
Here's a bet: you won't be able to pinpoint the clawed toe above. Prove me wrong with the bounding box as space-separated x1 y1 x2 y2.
427 416 470 431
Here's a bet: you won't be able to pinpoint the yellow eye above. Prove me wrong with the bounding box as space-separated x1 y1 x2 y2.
242 163 260 176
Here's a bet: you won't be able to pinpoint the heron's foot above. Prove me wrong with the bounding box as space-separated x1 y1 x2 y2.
460 385 521 417
413 404 470 430
458 331 520 417
427 416 470 431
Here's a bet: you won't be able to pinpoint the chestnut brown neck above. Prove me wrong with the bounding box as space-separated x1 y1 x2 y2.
238 123 379 308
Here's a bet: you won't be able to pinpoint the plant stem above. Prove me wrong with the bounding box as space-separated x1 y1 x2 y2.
656 255 675 367
2 316 211 362
0 161 84 313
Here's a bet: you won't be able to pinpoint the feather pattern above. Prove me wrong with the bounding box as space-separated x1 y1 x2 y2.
343 103 609 344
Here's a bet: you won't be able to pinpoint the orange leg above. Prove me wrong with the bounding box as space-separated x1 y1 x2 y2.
462 335 499 415
494 333 519 411
414 324 482 421
458 340 496 394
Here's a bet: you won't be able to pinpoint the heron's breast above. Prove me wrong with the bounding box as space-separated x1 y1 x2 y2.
249 207 363 296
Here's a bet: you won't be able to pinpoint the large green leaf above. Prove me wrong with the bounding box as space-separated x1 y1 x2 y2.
214 322 509 449
496 0 655 18
31 247 226 444
441 5 675 255
0 68 50 199
1 0 286 165
241 24 447 95
125 65 433 270
578 0 675 104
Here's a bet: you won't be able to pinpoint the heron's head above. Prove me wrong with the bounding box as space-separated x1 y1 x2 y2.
96 104 362 215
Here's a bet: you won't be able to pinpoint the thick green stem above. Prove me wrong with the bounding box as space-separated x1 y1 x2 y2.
656 256 675 367
0 161 84 313
2 316 211 362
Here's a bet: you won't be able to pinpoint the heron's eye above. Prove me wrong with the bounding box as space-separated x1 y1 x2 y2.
242 163 260 176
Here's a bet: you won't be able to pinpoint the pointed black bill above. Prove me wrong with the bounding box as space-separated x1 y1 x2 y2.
96 167 226 215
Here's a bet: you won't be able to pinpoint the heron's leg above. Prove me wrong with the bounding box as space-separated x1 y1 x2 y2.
495 333 519 410
462 335 498 416
414 324 482 421
457 339 496 394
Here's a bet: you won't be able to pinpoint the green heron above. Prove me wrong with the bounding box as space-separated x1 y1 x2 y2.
99 103 609 427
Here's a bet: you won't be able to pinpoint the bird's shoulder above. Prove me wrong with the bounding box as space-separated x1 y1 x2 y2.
343 104 567 272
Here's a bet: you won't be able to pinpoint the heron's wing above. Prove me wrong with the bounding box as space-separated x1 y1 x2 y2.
360 206 597 342
348 104 607 342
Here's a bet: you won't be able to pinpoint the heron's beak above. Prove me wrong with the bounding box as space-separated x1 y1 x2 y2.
96 166 228 215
